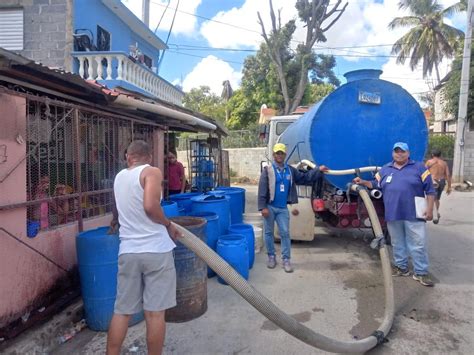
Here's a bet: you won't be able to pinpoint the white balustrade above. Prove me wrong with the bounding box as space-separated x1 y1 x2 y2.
73 52 183 105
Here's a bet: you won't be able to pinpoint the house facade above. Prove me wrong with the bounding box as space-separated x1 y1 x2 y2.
433 82 457 133
0 0 227 337
0 0 183 105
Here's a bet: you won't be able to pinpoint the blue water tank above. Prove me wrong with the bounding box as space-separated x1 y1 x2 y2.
169 192 203 214
187 211 220 278
216 234 249 285
76 227 143 331
191 193 230 235
215 186 246 223
280 69 428 189
161 200 179 217
228 223 255 269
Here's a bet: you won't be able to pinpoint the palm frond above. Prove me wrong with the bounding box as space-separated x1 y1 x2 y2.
388 16 421 29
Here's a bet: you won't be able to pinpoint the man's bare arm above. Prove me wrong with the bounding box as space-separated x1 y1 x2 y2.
142 167 169 225
142 167 182 240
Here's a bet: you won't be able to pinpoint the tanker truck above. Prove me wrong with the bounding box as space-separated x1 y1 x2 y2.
261 69 428 241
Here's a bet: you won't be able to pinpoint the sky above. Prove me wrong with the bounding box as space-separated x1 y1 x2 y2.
122 0 468 104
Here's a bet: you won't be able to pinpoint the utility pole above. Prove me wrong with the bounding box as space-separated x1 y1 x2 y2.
452 1 473 183
142 0 150 26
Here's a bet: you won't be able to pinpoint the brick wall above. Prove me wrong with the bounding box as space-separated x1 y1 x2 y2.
0 0 74 70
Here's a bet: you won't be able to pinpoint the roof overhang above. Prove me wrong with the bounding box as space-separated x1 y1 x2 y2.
0 48 226 135
101 0 167 50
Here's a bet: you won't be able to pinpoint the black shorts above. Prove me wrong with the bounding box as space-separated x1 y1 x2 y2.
434 179 446 200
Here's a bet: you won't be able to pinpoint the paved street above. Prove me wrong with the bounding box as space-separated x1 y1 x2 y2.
53 185 474 354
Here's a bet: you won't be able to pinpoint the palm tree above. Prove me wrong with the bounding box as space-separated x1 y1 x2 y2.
389 0 465 84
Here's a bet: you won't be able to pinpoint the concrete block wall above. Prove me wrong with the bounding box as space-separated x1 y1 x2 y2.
177 147 266 182
463 131 474 180
0 0 74 71
226 147 266 180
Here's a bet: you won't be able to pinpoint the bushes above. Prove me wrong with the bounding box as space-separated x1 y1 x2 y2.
427 134 455 159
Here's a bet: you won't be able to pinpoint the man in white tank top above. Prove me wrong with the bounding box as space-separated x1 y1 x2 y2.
107 140 181 355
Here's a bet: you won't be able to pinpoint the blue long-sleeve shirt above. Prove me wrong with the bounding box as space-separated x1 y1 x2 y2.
370 160 435 221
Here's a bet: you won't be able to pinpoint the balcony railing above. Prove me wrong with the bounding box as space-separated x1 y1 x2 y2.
71 51 184 106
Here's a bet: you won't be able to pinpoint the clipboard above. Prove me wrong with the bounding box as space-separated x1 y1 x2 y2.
414 196 427 219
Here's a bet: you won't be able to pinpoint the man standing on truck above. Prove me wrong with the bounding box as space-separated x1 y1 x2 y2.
425 149 452 224
258 143 328 273
353 142 436 287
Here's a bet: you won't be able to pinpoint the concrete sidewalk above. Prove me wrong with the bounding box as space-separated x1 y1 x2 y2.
5 187 474 354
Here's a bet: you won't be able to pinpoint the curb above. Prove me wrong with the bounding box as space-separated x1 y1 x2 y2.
1 300 84 355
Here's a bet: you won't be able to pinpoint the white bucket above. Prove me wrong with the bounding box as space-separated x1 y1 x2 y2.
253 226 263 253
244 213 264 253
244 212 263 228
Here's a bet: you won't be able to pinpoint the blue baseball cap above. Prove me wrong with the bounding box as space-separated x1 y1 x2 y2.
393 142 409 151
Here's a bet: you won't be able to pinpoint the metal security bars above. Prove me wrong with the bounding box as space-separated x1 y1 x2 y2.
4 94 159 234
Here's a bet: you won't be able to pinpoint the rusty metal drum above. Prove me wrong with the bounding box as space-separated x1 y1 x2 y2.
165 217 207 323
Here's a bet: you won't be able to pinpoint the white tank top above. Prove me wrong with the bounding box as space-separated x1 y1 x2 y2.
114 164 176 255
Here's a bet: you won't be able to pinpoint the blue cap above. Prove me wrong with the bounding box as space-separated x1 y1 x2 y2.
393 142 409 151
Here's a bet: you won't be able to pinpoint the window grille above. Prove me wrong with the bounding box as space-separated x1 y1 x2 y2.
25 97 156 231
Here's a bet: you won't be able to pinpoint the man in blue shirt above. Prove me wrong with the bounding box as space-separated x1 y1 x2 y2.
354 142 436 286
258 143 328 272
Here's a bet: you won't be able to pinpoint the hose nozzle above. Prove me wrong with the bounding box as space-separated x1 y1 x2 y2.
370 189 383 199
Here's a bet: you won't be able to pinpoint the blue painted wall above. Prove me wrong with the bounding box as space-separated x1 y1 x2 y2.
74 0 160 66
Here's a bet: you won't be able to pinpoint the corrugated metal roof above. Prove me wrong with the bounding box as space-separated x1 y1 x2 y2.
0 48 227 135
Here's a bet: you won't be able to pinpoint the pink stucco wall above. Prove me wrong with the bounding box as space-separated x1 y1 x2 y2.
0 93 113 328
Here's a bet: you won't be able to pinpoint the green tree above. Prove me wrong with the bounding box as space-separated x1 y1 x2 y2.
388 0 465 83
226 39 340 128
303 82 336 104
182 86 226 122
443 42 474 121
257 0 347 114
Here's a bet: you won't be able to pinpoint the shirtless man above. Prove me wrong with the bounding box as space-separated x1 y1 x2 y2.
426 149 452 224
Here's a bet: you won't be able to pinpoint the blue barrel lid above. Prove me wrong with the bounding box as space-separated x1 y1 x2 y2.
191 194 229 203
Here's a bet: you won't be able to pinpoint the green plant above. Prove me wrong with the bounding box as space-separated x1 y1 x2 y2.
229 168 238 178
427 134 455 159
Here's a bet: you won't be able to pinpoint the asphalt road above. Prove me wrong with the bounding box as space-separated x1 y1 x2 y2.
53 185 474 354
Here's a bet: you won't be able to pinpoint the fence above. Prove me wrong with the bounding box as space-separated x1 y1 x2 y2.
177 128 265 151
1 92 156 233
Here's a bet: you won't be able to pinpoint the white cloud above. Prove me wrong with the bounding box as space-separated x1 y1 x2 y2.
380 56 452 99
182 55 242 94
200 0 298 49
123 0 201 36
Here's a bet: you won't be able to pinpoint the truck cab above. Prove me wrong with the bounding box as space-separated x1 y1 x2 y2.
264 115 300 159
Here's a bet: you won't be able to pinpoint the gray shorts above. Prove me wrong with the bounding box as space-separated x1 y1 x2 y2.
114 252 176 314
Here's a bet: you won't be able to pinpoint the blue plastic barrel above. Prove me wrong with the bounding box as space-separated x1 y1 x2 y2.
169 192 203 214
166 217 207 322
216 234 249 285
228 223 255 269
161 200 180 217
188 211 219 278
76 227 143 331
191 193 230 235
215 187 246 223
